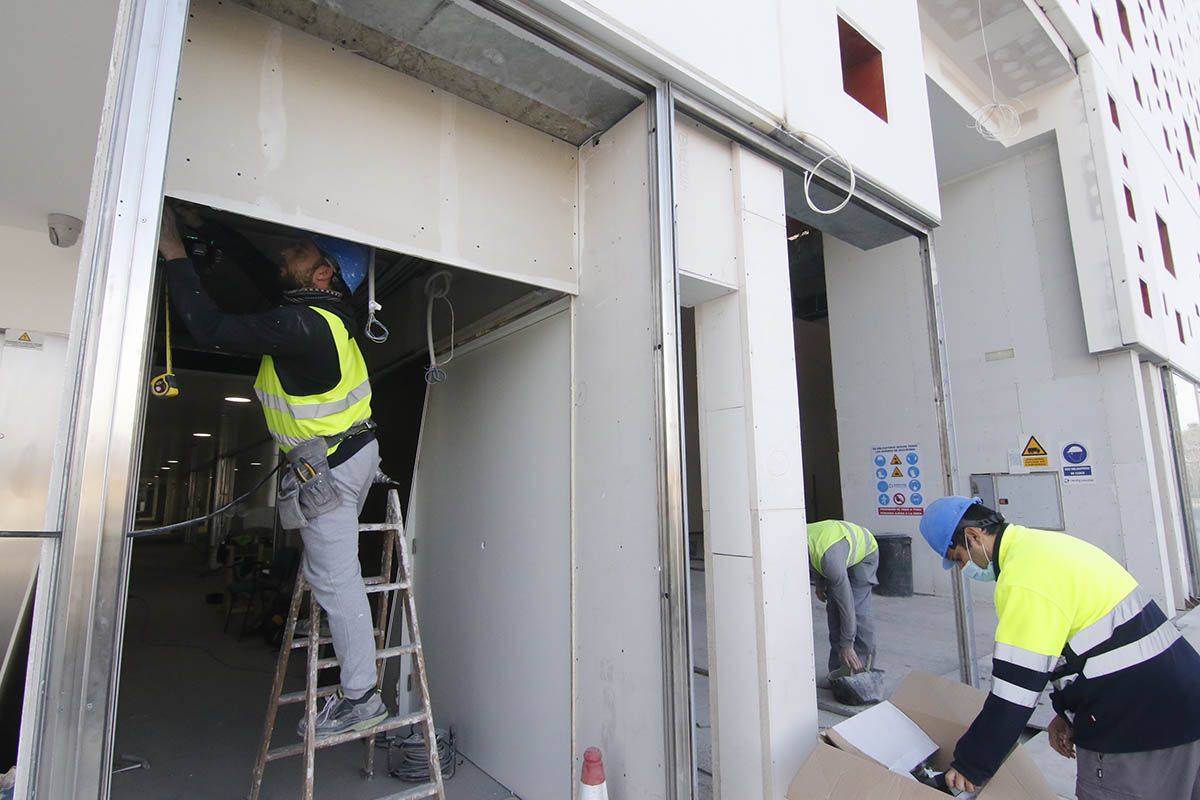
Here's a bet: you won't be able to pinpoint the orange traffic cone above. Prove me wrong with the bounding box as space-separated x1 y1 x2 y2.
580 746 609 800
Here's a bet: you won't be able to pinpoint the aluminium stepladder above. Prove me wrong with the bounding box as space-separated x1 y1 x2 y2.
249 488 445 800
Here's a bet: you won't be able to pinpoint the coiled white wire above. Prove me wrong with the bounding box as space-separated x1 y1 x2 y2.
971 0 1022 142
424 270 455 385
365 247 390 344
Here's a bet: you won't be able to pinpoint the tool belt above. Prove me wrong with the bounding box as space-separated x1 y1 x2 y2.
277 420 376 530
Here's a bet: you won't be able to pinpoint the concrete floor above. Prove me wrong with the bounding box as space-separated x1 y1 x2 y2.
688 562 1080 799
112 539 516 800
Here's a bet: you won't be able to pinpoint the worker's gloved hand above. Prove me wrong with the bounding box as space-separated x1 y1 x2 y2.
944 768 978 794
158 203 187 261
174 202 205 229
1048 714 1076 759
839 646 863 672
815 584 828 603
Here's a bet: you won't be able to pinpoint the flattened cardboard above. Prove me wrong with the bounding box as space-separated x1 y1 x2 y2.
825 701 938 773
787 672 1057 800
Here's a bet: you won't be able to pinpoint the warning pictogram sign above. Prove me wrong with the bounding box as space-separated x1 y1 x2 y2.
873 443 925 516
4 329 43 349
890 455 903 465
1021 435 1050 469
891 467 903 478
17 332 31 342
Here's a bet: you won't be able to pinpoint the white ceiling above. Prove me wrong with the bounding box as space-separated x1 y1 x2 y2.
918 0 1073 102
928 77 1052 185
0 0 121 231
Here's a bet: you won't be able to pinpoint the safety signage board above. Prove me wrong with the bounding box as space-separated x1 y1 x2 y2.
1060 441 1095 484
1020 435 1050 469
3 329 43 349
872 443 924 516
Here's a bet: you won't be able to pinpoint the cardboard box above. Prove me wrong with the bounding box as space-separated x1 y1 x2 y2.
787 672 1057 800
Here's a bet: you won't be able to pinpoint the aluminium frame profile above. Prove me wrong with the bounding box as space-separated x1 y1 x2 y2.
18 0 191 798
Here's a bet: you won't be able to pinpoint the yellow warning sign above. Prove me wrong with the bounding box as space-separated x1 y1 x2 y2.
890 455 903 465
892 467 903 478
1021 435 1050 468
17 332 31 343
1022 436 1048 457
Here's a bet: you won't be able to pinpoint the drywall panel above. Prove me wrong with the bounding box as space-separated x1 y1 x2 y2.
824 235 948 596
0 223 81 336
675 115 739 287
167 0 579 294
574 104 668 799
409 311 571 800
779 0 942 219
0 334 68 675
694 145 815 798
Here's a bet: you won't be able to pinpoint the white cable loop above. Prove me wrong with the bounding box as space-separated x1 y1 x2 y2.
971 0 1022 142
364 247 390 344
782 129 857 216
424 270 455 385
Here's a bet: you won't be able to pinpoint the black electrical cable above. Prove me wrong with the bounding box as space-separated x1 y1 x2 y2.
385 726 457 782
128 463 283 539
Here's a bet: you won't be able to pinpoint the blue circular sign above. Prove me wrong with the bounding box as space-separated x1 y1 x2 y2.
875 455 887 467
876 468 888 479
911 492 924 506
909 480 922 492
906 452 919 465
908 466 921 479
877 481 890 492
1063 443 1088 465
878 493 891 506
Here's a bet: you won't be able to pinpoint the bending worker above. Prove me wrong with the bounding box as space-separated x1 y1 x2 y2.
157 203 388 738
919 496 1200 798
807 519 878 678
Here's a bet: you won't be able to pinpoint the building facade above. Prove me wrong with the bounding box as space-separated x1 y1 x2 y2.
0 1 1197 799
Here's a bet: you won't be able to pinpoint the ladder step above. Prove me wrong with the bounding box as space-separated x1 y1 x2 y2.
358 522 401 532
265 711 430 762
365 581 409 594
376 784 443 800
292 629 384 649
297 578 408 595
317 643 419 670
278 685 339 705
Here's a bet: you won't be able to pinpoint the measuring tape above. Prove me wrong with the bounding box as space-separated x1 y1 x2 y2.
150 288 179 398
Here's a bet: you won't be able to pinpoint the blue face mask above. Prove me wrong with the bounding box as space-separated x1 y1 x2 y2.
962 538 997 582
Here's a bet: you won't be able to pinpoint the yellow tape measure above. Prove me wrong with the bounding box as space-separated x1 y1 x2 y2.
150 289 179 399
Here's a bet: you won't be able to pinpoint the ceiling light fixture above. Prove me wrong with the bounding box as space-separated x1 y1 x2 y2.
167 459 179 464
250 462 262 466
193 432 212 438
161 466 171 470
224 396 252 403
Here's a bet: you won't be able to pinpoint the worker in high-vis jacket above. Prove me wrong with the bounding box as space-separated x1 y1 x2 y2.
157 203 389 738
919 496 1200 798
807 520 879 678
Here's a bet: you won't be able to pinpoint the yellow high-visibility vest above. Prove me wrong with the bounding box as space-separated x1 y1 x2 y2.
253 306 372 454
807 520 878 577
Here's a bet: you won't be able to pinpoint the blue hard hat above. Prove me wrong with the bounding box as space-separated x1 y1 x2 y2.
920 495 983 569
311 234 368 294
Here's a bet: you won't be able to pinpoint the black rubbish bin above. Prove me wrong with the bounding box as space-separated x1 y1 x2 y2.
873 533 913 597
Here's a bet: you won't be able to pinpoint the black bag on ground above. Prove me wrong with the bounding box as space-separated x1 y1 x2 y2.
830 669 886 705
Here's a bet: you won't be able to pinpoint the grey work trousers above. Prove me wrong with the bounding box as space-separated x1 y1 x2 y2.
1076 739 1200 799
298 438 380 699
824 547 879 672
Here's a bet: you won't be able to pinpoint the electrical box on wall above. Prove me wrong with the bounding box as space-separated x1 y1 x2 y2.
970 473 1065 531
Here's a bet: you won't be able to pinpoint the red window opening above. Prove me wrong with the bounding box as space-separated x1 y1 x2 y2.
838 18 888 122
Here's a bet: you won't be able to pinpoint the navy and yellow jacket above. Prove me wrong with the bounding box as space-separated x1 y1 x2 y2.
953 525 1200 786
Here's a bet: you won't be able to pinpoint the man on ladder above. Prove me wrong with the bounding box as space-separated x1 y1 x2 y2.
157 203 389 737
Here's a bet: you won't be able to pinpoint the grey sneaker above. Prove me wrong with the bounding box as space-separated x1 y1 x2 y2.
297 690 389 739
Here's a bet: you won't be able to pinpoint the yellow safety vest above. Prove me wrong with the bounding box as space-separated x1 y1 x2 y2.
992 525 1139 670
807 520 878 577
253 306 372 454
